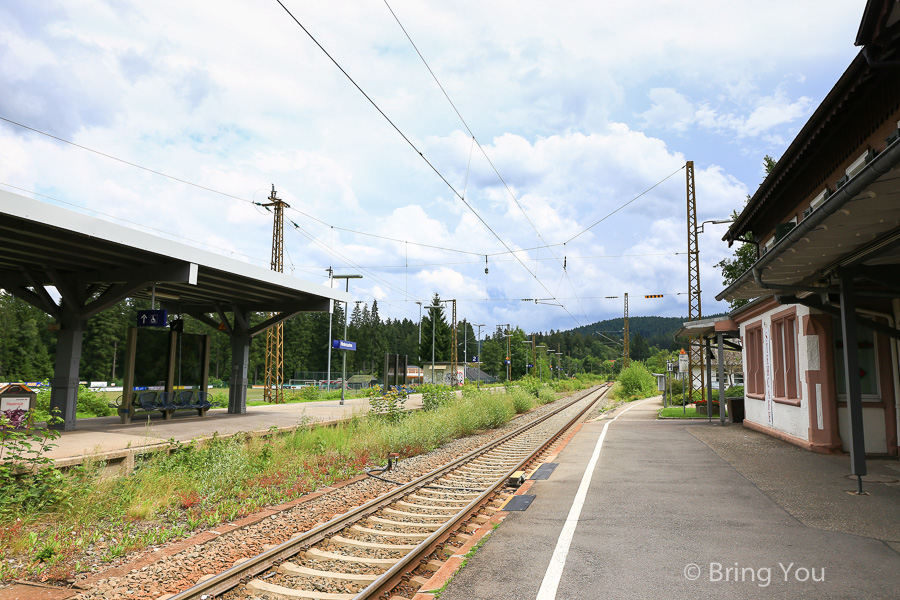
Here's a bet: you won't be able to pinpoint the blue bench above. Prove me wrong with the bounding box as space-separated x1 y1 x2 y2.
113 390 217 420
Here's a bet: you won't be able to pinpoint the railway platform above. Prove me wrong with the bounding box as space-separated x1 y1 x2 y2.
437 396 900 599
43 394 424 471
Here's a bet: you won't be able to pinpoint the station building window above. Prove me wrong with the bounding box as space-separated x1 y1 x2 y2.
833 321 880 400
772 311 799 401
745 323 764 396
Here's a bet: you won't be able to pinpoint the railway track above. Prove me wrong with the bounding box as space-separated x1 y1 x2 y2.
168 384 611 600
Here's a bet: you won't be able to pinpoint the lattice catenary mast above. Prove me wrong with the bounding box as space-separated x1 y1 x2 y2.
685 161 705 400
262 185 289 403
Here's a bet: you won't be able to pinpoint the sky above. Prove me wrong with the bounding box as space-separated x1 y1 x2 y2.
0 0 867 335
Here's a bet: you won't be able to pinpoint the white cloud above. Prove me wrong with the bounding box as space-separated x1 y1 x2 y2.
0 0 865 333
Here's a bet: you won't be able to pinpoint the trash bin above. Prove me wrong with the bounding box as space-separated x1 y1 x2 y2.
726 397 745 424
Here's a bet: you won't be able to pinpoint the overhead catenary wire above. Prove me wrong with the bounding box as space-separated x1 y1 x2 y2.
0 180 273 266
383 0 583 317
565 165 686 244
0 115 256 207
275 0 582 326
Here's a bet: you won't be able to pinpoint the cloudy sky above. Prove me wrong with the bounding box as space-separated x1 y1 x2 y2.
0 0 866 334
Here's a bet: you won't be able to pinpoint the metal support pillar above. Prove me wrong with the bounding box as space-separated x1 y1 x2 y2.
120 326 138 424
49 309 84 430
200 334 211 395
705 338 713 422
228 311 251 414
717 332 727 425
839 272 867 493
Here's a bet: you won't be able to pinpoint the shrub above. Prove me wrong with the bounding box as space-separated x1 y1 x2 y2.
0 410 67 517
536 387 556 405
509 389 534 414
518 376 543 397
298 386 320 402
725 385 744 398
34 384 113 419
420 384 453 411
368 388 406 423
615 363 656 400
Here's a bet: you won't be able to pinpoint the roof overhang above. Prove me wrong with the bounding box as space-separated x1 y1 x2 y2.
0 190 351 316
717 139 900 303
674 315 740 341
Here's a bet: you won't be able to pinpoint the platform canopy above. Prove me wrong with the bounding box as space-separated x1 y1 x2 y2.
0 189 351 429
0 189 350 316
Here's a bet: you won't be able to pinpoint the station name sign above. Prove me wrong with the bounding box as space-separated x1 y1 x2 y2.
332 339 357 351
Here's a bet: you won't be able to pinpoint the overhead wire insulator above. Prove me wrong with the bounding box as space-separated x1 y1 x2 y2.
484 255 489 275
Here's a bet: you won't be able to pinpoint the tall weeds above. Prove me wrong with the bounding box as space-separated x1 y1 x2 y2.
0 380 606 583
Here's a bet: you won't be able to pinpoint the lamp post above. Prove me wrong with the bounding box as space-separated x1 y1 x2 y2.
522 340 533 376
474 323 485 388
325 268 334 391
415 301 423 361
536 345 546 382
498 324 511 382
555 352 563 381
332 275 362 405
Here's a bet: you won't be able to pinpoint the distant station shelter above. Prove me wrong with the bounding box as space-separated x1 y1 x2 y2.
0 190 350 430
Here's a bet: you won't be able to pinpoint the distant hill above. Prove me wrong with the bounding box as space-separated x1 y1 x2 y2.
569 316 688 350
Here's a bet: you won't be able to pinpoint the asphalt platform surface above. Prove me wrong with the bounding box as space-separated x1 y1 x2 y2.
439 397 900 600
44 394 423 463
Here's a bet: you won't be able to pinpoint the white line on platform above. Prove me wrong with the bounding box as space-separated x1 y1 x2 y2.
535 398 653 600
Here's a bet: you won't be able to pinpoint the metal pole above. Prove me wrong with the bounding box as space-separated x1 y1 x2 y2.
340 280 349 405
839 271 867 493
416 301 422 362
326 268 333 391
475 323 484 389
431 303 436 384
464 324 468 385
717 332 726 425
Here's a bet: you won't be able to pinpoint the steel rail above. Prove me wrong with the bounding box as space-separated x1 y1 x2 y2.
167 384 607 600
356 383 610 598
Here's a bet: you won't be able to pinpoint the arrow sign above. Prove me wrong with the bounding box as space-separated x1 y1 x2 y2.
137 309 167 327
332 339 357 351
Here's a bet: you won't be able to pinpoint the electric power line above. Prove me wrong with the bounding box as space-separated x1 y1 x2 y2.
274 0 582 327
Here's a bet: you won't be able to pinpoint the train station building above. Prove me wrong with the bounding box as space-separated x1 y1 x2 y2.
716 0 900 476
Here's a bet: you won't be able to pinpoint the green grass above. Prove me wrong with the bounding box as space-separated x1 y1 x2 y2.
658 406 726 418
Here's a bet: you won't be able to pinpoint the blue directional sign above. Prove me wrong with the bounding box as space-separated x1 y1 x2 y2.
471 356 478 362
527 364 534 368
332 339 357 351
137 309 167 327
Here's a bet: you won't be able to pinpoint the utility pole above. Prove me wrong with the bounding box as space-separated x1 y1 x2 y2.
686 160 705 401
262 185 289 403
332 275 362 405
623 292 630 368
431 300 438 384
448 300 458 386
326 267 333 392
463 321 468 385
474 323 485 389
416 301 422 362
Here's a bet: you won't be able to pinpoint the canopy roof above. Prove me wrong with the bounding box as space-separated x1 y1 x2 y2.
0 190 350 316
717 141 900 303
